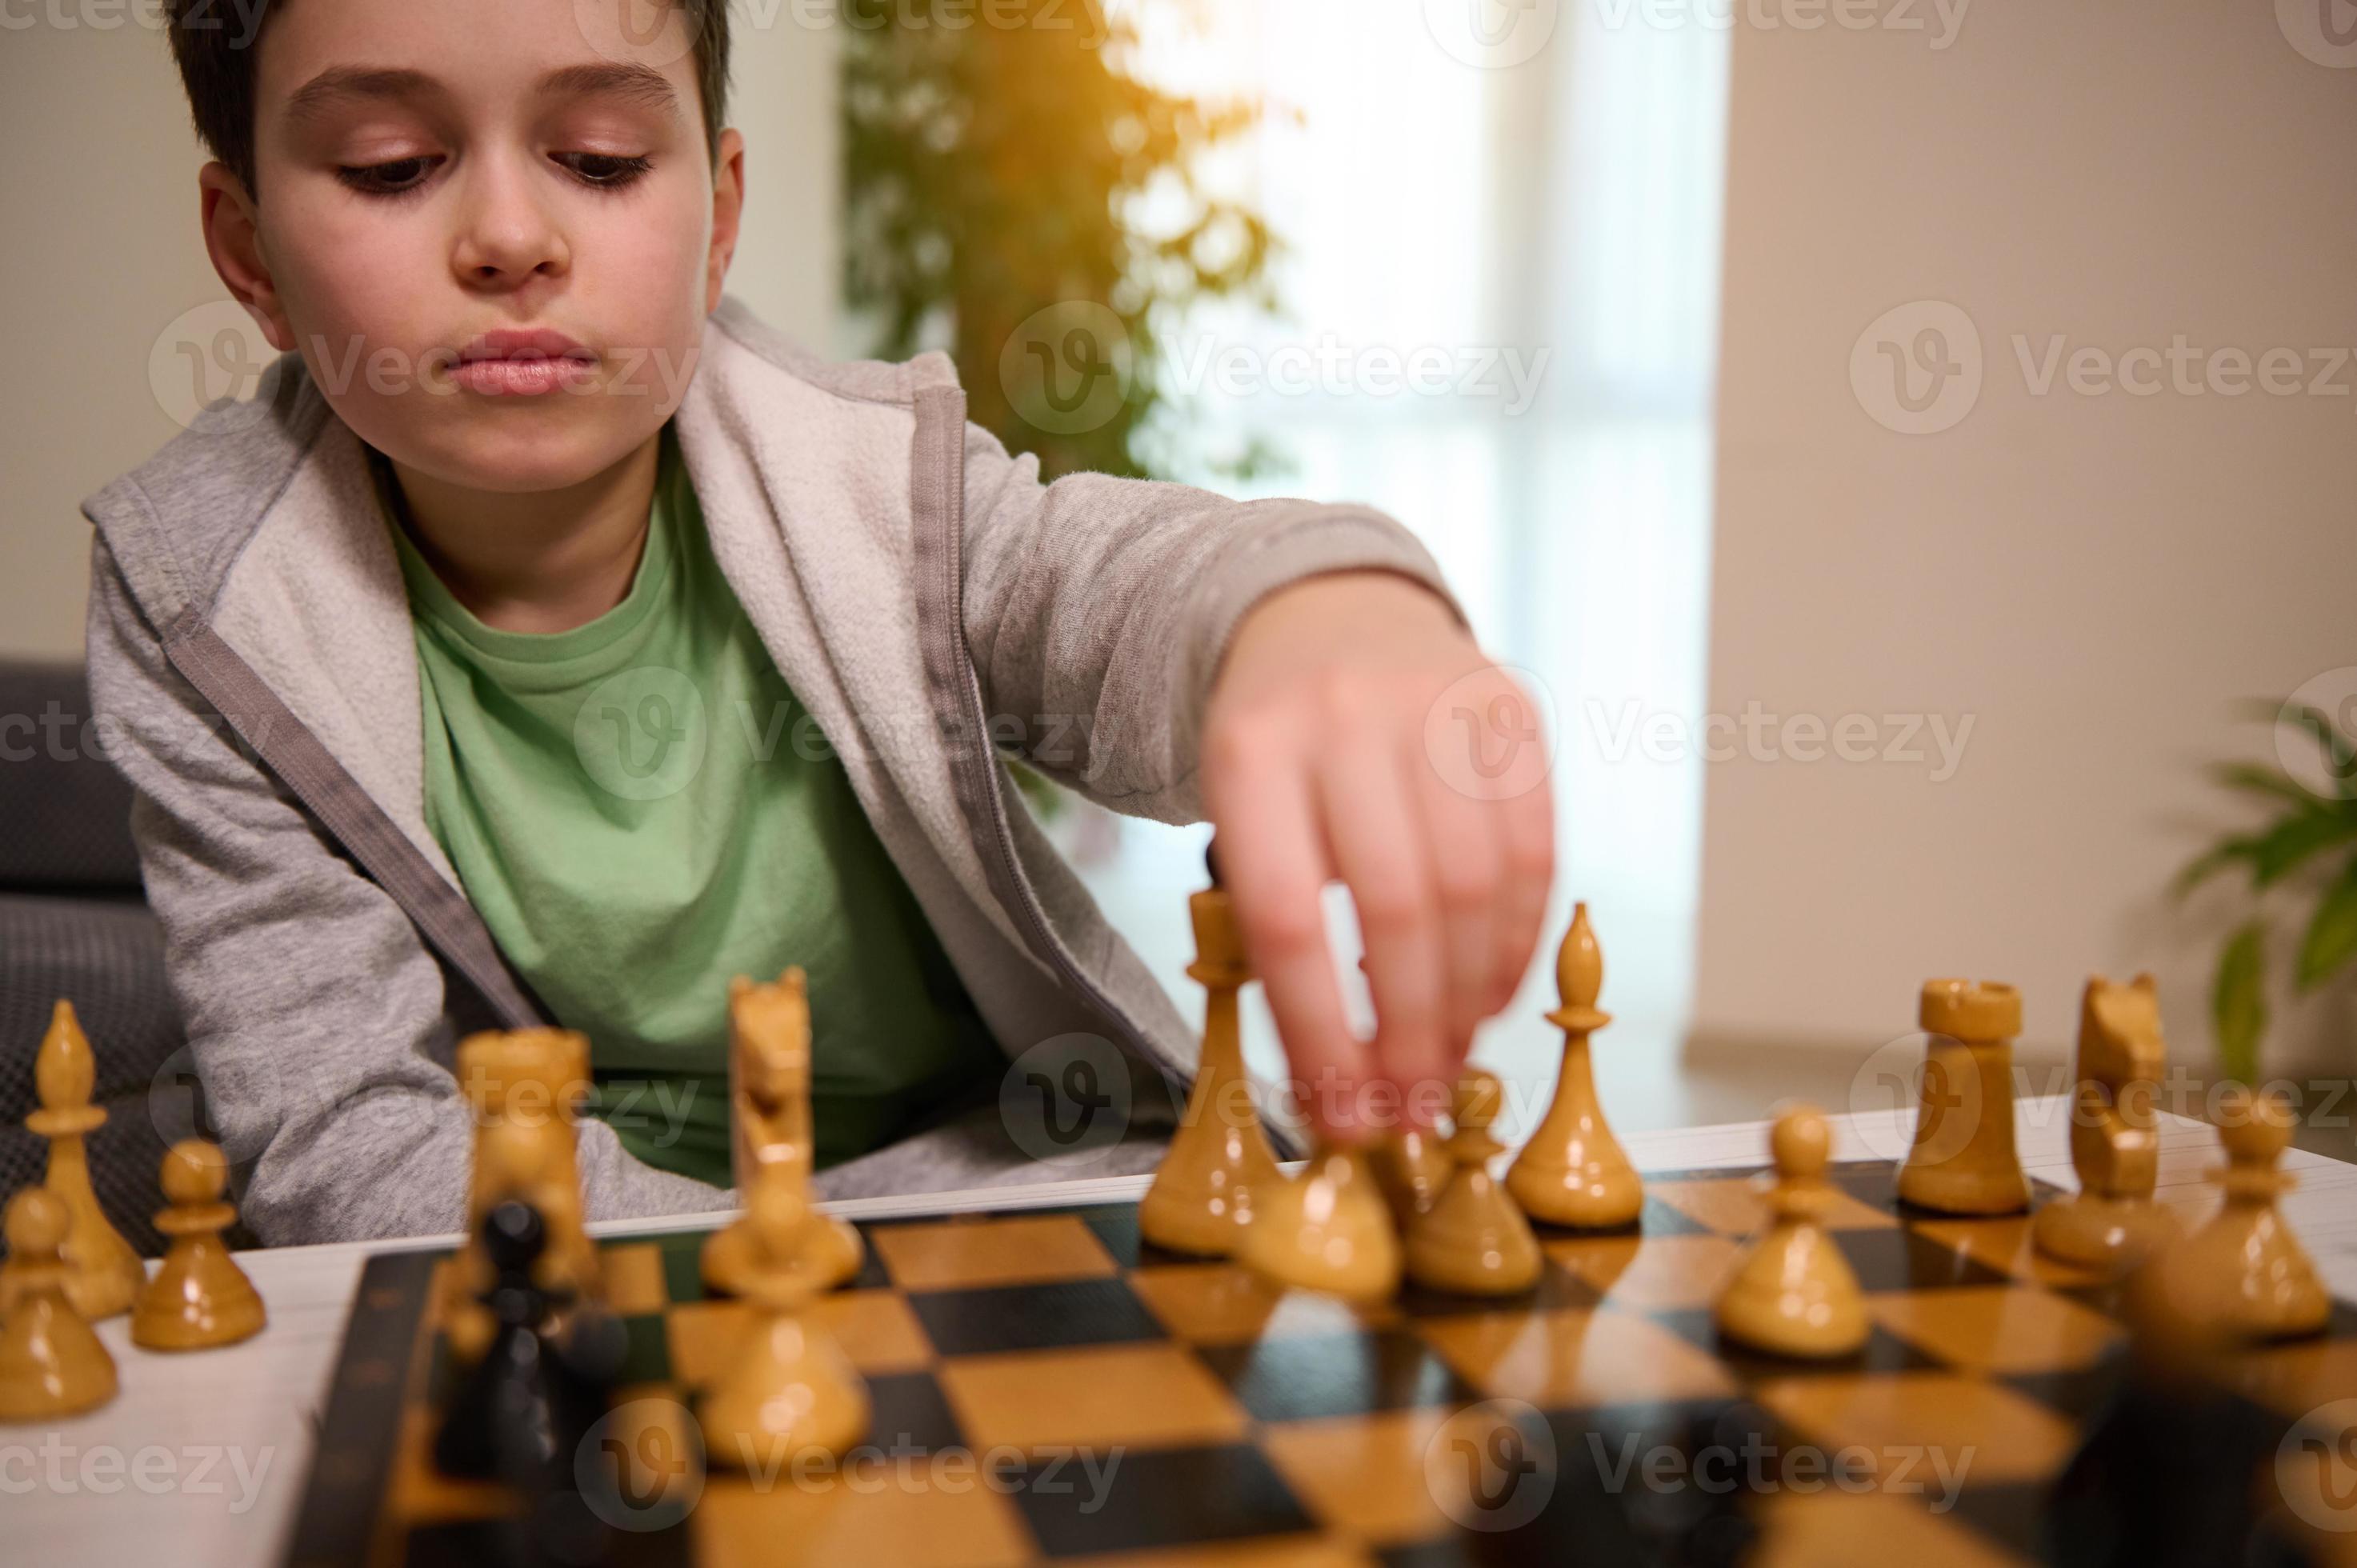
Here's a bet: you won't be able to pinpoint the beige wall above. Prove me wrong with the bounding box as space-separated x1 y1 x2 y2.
0 15 837 664
1697 6 2357 1072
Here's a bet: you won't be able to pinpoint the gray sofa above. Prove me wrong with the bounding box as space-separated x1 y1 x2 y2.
1 659 194 1256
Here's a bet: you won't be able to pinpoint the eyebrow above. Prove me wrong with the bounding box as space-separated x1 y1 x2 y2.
283 62 681 126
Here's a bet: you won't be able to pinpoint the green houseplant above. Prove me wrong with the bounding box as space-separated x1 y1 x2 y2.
839 0 1279 483
2176 698 2357 1082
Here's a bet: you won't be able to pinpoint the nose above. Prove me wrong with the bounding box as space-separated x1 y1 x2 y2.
449 150 570 289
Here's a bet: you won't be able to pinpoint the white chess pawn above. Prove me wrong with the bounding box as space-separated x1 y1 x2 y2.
1715 1105 1868 1359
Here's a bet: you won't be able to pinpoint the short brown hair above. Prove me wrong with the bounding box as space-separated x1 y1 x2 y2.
163 0 733 201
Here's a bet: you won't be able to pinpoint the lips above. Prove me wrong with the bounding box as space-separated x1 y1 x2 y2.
449 328 598 397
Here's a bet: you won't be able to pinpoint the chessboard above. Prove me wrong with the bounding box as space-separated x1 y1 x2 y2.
281 1158 2357 1568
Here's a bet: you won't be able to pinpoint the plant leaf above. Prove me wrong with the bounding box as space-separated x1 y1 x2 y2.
2173 841 2250 898
2208 761 2331 810
2297 860 2357 990
2212 921 2267 1085
2250 809 2357 887
2267 701 2357 800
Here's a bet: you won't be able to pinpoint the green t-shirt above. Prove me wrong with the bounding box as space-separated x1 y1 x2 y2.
372 425 1002 1186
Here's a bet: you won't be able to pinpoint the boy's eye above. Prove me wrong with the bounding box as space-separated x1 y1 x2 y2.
337 155 441 197
554 152 654 188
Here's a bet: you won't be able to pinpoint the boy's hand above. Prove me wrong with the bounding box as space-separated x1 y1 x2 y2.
1200 570 1556 1141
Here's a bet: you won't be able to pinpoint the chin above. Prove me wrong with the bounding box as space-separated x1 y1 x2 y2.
368 406 660 496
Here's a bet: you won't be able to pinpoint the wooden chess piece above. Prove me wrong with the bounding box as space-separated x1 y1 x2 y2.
1239 1141 1402 1304
2033 974 2178 1272
0 1188 118 1422
1405 1069 1542 1296
1140 857 1281 1256
1371 1128 1452 1230
24 1000 142 1320
1896 978 2031 1214
702 1183 870 1470
1507 904 1643 1229
704 970 861 1297
448 1028 603 1362
2138 1085 2327 1342
132 1140 266 1351
1715 1104 1869 1359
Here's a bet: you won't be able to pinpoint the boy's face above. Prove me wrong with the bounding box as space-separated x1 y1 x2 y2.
202 0 742 495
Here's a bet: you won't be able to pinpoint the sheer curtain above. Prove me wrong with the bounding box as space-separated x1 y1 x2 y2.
1074 2 1729 1132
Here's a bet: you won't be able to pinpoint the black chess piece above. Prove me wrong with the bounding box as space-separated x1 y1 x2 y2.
2044 1354 2313 1568
434 1200 567 1482
431 1201 620 1568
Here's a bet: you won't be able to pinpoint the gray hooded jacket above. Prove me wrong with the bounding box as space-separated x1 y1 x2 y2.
78 297 1461 1246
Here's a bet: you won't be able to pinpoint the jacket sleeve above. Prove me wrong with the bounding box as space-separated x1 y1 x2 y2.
83 536 732 1246
955 422 1469 824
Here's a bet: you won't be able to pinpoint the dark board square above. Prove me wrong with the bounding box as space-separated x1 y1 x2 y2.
864 1370 966 1454
1834 1228 2012 1292
1939 1478 2051 1562
403 1514 693 1568
1010 1441 1315 1558
909 1276 1167 1357
1375 1542 1475 1568
2003 1358 2128 1422
1823 1161 1903 1211
615 1313 672 1384
654 1231 707 1306
1396 1261 1598 1321
1647 1307 1940 1380
1075 1203 1146 1268
1197 1328 1475 1422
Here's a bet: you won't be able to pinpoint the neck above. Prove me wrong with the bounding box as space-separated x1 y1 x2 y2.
388 433 664 633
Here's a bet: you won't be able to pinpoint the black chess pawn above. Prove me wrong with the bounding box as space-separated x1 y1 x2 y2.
434 1201 618 1567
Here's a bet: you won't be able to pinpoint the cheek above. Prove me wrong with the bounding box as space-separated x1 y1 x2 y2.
263 203 445 375
585 187 715 391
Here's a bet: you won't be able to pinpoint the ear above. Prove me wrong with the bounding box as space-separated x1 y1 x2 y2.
704 126 746 315
197 162 294 353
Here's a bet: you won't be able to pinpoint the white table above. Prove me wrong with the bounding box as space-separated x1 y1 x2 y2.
17 1097 2357 1567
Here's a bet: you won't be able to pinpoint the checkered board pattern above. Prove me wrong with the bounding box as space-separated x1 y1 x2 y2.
282 1160 2357 1567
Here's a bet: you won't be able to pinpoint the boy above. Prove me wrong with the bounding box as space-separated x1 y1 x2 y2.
85 0 1555 1245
